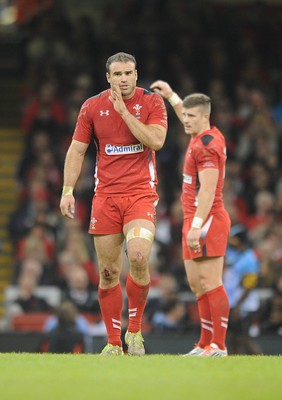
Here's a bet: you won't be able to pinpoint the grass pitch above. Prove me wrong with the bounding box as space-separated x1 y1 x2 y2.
0 353 281 400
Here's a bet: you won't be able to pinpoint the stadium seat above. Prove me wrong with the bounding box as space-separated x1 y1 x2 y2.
11 313 52 332
81 312 101 324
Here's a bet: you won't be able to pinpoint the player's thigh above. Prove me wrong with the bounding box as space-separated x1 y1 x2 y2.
197 256 224 287
184 259 202 295
89 196 123 234
124 219 155 260
93 233 125 272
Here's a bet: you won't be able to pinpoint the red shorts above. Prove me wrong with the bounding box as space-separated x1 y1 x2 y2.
182 209 231 260
89 193 159 234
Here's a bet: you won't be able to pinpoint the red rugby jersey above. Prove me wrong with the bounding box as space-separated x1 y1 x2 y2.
73 87 167 196
181 126 227 217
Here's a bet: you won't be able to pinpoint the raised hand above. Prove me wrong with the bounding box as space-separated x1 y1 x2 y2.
150 80 174 99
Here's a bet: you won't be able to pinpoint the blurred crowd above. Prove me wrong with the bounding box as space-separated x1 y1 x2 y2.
2 1 282 352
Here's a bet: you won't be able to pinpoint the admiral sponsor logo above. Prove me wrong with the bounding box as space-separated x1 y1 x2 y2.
105 143 144 155
183 174 192 184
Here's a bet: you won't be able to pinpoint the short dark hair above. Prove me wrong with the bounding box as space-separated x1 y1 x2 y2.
106 52 137 72
183 93 211 114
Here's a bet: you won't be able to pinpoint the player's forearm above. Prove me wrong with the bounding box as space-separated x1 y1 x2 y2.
160 92 184 124
63 143 86 189
170 100 184 124
63 151 83 189
121 111 166 150
194 187 216 222
160 90 184 124
193 169 219 226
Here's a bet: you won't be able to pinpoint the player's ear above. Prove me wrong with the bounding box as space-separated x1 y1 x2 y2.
106 72 110 84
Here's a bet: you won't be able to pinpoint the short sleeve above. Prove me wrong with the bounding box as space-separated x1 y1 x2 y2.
194 137 220 171
73 99 94 144
146 94 168 129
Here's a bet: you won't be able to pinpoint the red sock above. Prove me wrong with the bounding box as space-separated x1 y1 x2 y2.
98 283 123 347
197 293 213 348
206 285 230 350
126 274 150 333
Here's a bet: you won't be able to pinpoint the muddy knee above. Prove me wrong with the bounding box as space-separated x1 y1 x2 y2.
100 266 119 285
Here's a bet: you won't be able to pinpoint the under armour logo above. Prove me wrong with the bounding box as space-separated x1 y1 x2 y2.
100 110 110 116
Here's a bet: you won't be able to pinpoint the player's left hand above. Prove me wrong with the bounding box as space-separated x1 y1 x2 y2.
187 228 201 253
60 194 75 219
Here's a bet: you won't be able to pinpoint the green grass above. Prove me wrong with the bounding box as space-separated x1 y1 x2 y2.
0 354 281 400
